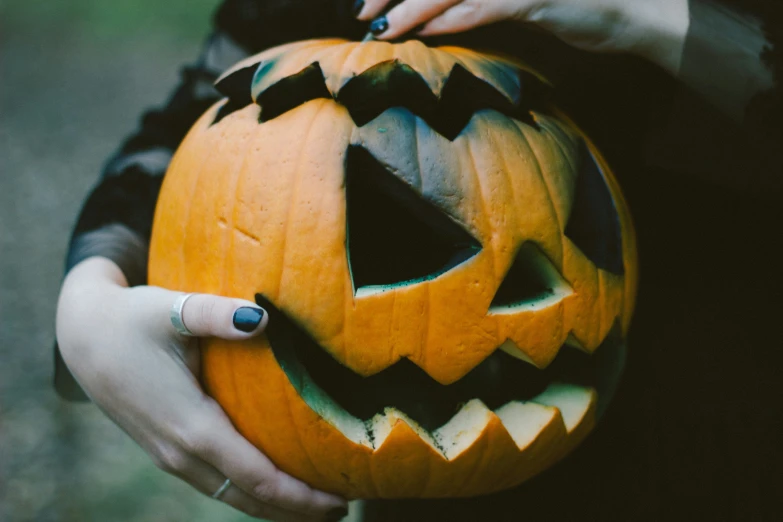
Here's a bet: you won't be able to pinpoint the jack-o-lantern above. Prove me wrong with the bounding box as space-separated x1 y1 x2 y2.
149 39 637 498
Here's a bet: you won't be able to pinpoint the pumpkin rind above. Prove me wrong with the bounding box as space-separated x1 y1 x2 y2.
149 39 637 498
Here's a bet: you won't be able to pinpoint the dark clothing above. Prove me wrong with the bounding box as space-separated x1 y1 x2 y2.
56 1 783 519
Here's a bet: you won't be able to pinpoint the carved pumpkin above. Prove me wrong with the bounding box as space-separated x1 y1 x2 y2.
149 39 638 498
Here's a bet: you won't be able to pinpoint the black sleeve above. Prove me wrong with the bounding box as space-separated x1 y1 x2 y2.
643 0 783 197
680 0 782 131
54 29 250 400
64 30 249 286
63 0 365 285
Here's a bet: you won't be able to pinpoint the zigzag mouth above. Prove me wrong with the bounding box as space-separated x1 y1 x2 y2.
255 294 624 436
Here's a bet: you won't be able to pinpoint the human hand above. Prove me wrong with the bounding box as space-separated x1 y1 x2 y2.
355 0 689 74
56 257 348 522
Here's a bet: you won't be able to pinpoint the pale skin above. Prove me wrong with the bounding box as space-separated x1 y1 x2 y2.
57 258 347 522
357 0 690 75
56 1 690 520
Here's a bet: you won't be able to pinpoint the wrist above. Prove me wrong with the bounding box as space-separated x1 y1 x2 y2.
64 256 130 289
56 256 128 365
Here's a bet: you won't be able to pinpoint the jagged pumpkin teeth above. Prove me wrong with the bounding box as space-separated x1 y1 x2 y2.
529 382 597 432
564 333 588 352
149 38 637 498
431 399 496 459
371 408 441 454
498 339 540 367
495 401 561 449
372 399 569 461
365 399 481 460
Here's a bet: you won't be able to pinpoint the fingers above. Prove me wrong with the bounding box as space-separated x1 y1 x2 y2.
362 0 461 39
178 293 268 340
355 0 536 40
181 401 348 518
418 1 511 37
354 0 393 21
152 446 317 521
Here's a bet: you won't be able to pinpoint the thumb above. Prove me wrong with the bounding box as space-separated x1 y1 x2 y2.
174 293 268 340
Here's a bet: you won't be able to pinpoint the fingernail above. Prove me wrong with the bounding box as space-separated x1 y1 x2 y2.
370 16 389 36
352 0 364 17
324 506 348 522
232 307 264 332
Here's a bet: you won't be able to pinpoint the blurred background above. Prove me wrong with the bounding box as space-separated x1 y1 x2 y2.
0 1 333 520
3 2 782 521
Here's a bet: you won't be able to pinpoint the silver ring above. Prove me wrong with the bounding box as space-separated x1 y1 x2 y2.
170 293 197 336
212 478 232 499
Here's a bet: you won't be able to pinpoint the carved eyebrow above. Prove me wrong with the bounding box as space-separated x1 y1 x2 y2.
213 63 257 125
338 61 547 140
214 59 551 140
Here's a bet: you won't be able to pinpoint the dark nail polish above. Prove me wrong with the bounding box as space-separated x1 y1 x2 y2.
232 307 264 332
370 16 389 36
324 506 348 522
352 0 364 17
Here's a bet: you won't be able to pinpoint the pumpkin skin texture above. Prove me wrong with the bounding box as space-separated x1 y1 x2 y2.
148 39 638 499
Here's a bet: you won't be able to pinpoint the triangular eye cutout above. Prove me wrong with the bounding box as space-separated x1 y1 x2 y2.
212 62 259 125
346 146 481 296
564 141 624 275
489 242 572 313
257 62 332 122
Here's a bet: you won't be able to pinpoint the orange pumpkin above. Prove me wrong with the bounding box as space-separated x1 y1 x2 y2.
149 39 638 498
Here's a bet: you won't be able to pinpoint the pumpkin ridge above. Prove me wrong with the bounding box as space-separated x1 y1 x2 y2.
221 103 263 297
525 119 571 233
178 110 230 279
493 116 523 245
461 122 491 259
275 99 329 300
539 121 585 255
538 116 580 176
507 118 566 267
227 105 265 309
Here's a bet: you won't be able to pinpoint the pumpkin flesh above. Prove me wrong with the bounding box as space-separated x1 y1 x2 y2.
149 39 637 498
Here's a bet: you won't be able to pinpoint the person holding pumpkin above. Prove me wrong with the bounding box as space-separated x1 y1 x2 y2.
54 0 780 521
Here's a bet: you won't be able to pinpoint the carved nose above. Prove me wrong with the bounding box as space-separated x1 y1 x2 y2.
489 242 572 313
